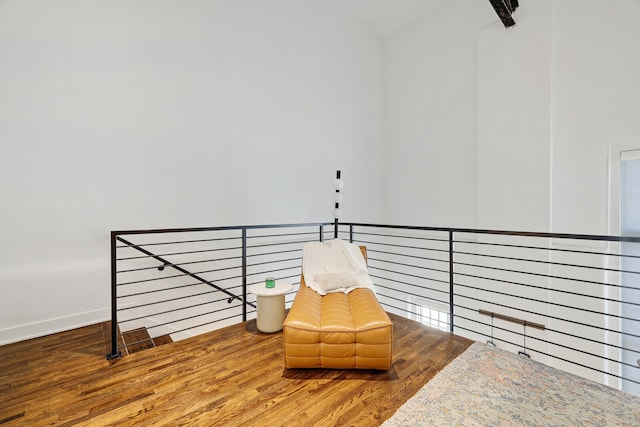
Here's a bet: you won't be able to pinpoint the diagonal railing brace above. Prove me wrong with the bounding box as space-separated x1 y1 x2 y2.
116 236 248 305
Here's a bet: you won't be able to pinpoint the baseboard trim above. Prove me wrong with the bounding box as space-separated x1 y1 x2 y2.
0 307 110 346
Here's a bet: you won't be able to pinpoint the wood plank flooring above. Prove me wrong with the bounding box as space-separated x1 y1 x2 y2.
0 313 472 426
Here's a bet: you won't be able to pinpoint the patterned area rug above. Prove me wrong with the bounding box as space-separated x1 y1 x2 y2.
383 342 640 426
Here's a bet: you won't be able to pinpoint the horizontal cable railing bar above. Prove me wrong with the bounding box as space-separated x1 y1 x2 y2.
118 282 218 299
352 230 449 243
370 275 450 294
246 231 320 240
454 238 640 260
456 273 640 306
246 274 301 288
376 286 450 308
116 236 242 249
355 239 449 255
454 260 636 291
245 248 302 258
116 246 242 261
118 275 246 299
117 273 202 287
118 296 238 325
119 283 245 301
245 266 302 280
116 265 167 274
539 340 640 372
368 256 448 274
117 255 243 274
454 270 640 309
368 264 450 281
243 240 314 252
454 249 640 276
245 256 302 268
118 287 254 312
117 264 242 287
131 305 243 333
117 274 244 292
366 248 449 265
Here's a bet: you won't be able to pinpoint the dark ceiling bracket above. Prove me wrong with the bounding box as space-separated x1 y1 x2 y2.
489 0 519 28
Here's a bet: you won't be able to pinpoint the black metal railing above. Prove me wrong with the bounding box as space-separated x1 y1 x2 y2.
107 221 640 395
107 222 334 359
340 222 640 395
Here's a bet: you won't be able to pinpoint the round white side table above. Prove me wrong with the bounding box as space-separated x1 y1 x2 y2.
248 281 292 333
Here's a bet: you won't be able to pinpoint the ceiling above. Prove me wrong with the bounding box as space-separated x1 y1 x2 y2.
323 0 449 38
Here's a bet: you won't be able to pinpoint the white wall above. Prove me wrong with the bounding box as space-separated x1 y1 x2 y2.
0 0 384 343
549 0 640 386
484 0 640 235
551 0 640 235
477 1 552 232
382 0 495 228
385 0 640 234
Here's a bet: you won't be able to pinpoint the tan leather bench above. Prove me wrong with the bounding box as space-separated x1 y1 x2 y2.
283 248 393 370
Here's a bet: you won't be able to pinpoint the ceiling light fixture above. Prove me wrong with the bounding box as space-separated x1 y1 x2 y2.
488 0 519 28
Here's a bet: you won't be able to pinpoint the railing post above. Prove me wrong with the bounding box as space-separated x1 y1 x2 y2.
449 230 455 334
242 228 247 322
319 224 324 242
106 231 122 360
349 224 354 243
334 170 341 239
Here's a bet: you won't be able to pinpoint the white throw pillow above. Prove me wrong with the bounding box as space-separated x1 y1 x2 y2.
313 272 360 293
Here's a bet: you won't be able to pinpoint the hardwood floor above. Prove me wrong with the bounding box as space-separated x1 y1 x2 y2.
0 313 472 426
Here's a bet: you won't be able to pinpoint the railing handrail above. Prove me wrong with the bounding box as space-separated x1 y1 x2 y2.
342 222 640 243
111 221 640 243
111 222 334 237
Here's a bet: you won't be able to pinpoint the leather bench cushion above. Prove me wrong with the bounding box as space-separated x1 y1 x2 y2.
283 278 392 370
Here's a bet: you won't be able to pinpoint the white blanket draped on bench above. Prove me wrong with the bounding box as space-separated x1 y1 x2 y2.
302 239 374 295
